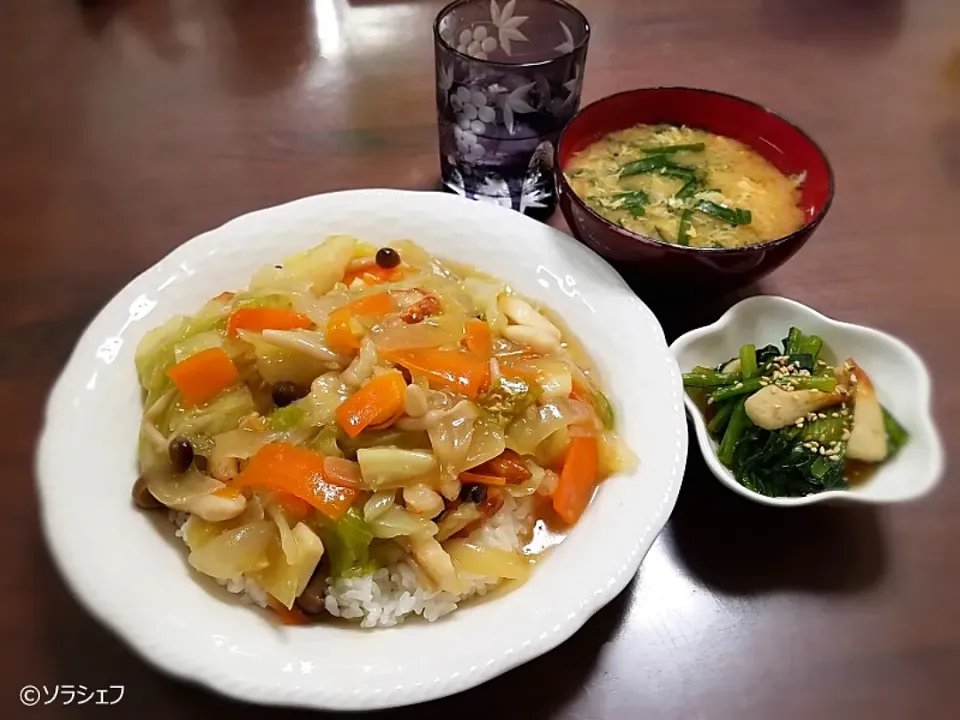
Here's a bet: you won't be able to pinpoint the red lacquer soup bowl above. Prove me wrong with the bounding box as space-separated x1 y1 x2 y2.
556 88 834 289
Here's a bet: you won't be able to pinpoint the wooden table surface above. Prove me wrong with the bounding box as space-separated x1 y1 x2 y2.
3 0 958 717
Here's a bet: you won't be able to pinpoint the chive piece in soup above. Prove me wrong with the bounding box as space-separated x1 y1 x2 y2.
565 124 807 249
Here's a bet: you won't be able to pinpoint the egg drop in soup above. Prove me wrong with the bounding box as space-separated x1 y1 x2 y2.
565 125 807 249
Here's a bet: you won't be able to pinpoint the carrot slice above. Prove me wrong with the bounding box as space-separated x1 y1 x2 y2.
478 449 532 482
464 319 492 358
383 348 489 398
233 442 357 520
335 371 407 438
348 292 395 317
458 471 507 487
267 597 310 625
272 491 314 523
325 306 361 354
343 265 402 287
167 347 240 406
226 307 314 338
552 436 599 525
570 378 592 403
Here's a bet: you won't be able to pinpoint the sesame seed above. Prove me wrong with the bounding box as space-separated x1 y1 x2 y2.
759 379 769 386
707 397 714 405
819 447 827 455
842 429 851 440
831 412 839 418
818 413 827 420
734 382 743 389
829 455 841 462
850 375 858 384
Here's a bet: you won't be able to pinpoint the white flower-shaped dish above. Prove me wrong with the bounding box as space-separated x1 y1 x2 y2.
35 190 687 710
671 296 944 507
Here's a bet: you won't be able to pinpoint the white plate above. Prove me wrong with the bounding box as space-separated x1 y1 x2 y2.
36 190 687 710
671 295 943 507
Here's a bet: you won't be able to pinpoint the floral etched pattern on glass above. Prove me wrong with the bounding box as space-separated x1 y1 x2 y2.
434 0 589 217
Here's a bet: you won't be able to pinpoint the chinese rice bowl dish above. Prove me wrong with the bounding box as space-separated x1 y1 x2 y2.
134 236 635 627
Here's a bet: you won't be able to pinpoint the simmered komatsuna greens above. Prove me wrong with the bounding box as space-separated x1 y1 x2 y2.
133 236 635 626
683 327 908 498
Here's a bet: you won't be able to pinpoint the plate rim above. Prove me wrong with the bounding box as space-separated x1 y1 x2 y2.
35 189 688 710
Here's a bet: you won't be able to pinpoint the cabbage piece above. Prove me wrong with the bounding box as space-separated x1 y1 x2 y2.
166 384 257 439
267 503 299 564
371 321 462 352
339 428 431 456
504 462 545 498
506 400 585 455
427 401 478 481
311 427 342 457
356 448 437 488
181 494 265 551
435 503 482 542
368 506 438 539
390 239 457 279
187 520 274 580
598 431 638 477
446 539 532 580
136 296 234 404
145 466 224 508
237 330 333 386
535 426 571 468
252 235 357 296
302 372 350 426
462 277 506 333
363 491 396 523
251 522 325 609
173 330 224 364
463 416 507 470
259 329 350 367
267 404 307 431
320 507 377 578
210 427 312 468
478 376 537 420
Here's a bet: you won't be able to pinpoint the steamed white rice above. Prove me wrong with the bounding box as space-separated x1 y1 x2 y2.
171 494 533 627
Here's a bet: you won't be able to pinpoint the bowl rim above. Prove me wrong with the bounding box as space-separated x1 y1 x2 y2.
433 0 591 68
670 295 945 507
556 86 836 255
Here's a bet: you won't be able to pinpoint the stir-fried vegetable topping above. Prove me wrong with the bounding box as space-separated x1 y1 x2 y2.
133 236 634 624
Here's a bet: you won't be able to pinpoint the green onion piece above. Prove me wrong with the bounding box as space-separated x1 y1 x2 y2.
638 142 706 154
693 200 753 226
615 190 650 205
677 208 693 246
675 178 700 199
739 343 758 380
717 398 751 466
620 155 696 178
